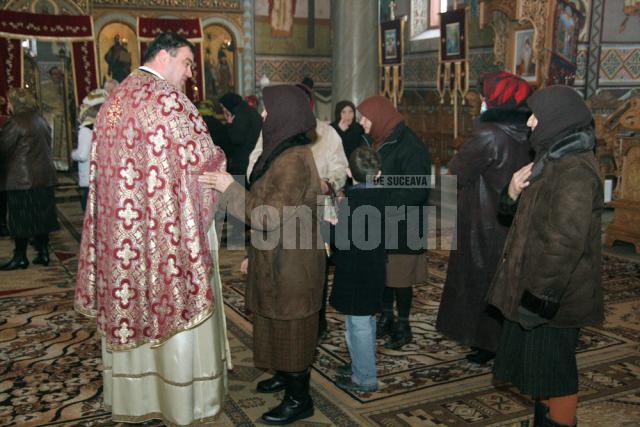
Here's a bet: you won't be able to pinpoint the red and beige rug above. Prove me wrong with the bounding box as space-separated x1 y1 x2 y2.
1 184 638 426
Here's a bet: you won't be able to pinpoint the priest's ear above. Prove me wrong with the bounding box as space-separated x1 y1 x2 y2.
156 49 171 64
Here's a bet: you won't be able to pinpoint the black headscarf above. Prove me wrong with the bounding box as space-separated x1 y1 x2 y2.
249 85 316 186
333 100 356 124
527 85 595 182
527 85 593 155
219 92 243 114
331 100 364 159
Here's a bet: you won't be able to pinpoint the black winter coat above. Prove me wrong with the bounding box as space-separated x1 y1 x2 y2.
328 186 387 315
364 123 432 254
227 103 262 178
487 130 604 328
436 109 531 351
331 122 364 160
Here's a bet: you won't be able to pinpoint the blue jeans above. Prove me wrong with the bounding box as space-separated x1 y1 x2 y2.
345 315 377 387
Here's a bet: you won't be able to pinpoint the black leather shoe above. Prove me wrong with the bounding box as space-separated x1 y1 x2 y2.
376 312 395 338
465 349 495 365
384 320 412 350
261 370 314 425
33 247 50 266
0 254 29 270
256 371 286 394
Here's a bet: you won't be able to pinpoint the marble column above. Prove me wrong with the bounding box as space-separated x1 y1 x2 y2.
331 0 378 110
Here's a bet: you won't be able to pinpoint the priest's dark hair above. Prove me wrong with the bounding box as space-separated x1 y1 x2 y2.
143 32 195 64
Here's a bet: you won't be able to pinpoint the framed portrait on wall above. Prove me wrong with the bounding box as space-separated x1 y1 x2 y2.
551 0 584 64
439 8 467 62
380 19 402 65
509 28 538 83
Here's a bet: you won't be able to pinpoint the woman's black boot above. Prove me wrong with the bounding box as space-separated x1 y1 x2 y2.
256 371 287 393
32 235 50 266
384 318 413 349
261 369 314 425
1 239 29 270
376 310 395 338
1 251 29 270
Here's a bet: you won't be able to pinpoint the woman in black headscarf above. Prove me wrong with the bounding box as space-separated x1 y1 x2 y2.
330 100 364 160
487 85 604 427
200 85 325 425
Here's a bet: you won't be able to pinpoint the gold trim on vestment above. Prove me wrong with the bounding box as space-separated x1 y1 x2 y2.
75 303 215 352
111 368 225 386
109 406 225 427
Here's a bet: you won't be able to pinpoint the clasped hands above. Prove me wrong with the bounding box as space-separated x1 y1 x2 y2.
198 171 234 193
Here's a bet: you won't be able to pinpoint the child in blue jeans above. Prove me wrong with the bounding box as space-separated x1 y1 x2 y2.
325 146 386 392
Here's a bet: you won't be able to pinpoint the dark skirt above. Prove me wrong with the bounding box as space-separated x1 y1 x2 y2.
253 312 318 372
493 319 580 398
6 187 59 238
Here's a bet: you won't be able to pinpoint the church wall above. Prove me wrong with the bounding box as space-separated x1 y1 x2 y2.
382 0 640 173
598 0 640 92
254 0 332 92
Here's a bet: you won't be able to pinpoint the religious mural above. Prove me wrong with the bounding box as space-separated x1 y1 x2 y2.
98 23 139 85
203 24 236 100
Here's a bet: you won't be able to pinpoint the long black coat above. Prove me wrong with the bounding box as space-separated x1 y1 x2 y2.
328 186 387 316
436 109 531 352
364 123 432 254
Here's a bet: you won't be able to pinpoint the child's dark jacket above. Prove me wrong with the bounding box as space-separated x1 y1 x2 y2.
326 186 387 316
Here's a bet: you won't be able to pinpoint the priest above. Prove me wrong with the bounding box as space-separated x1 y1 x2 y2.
74 32 230 425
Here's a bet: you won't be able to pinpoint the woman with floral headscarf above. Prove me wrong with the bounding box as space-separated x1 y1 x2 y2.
436 72 533 365
356 95 432 350
0 88 58 270
487 85 603 427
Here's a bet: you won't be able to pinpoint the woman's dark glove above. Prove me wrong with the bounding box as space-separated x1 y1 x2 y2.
517 289 560 330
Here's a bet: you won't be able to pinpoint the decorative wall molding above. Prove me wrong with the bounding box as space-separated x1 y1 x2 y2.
586 0 604 98
575 44 588 84
3 0 87 14
91 0 241 11
404 48 499 88
241 0 255 96
599 45 640 85
255 55 331 87
94 13 137 34
488 10 508 66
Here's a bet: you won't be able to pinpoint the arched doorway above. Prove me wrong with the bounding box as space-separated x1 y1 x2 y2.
97 22 139 85
202 24 236 101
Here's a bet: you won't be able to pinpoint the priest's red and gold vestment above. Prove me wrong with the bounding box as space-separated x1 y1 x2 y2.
74 69 229 425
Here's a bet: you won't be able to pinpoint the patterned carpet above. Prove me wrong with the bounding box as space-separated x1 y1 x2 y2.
1 179 639 426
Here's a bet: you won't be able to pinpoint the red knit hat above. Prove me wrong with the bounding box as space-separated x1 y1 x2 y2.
481 72 532 110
